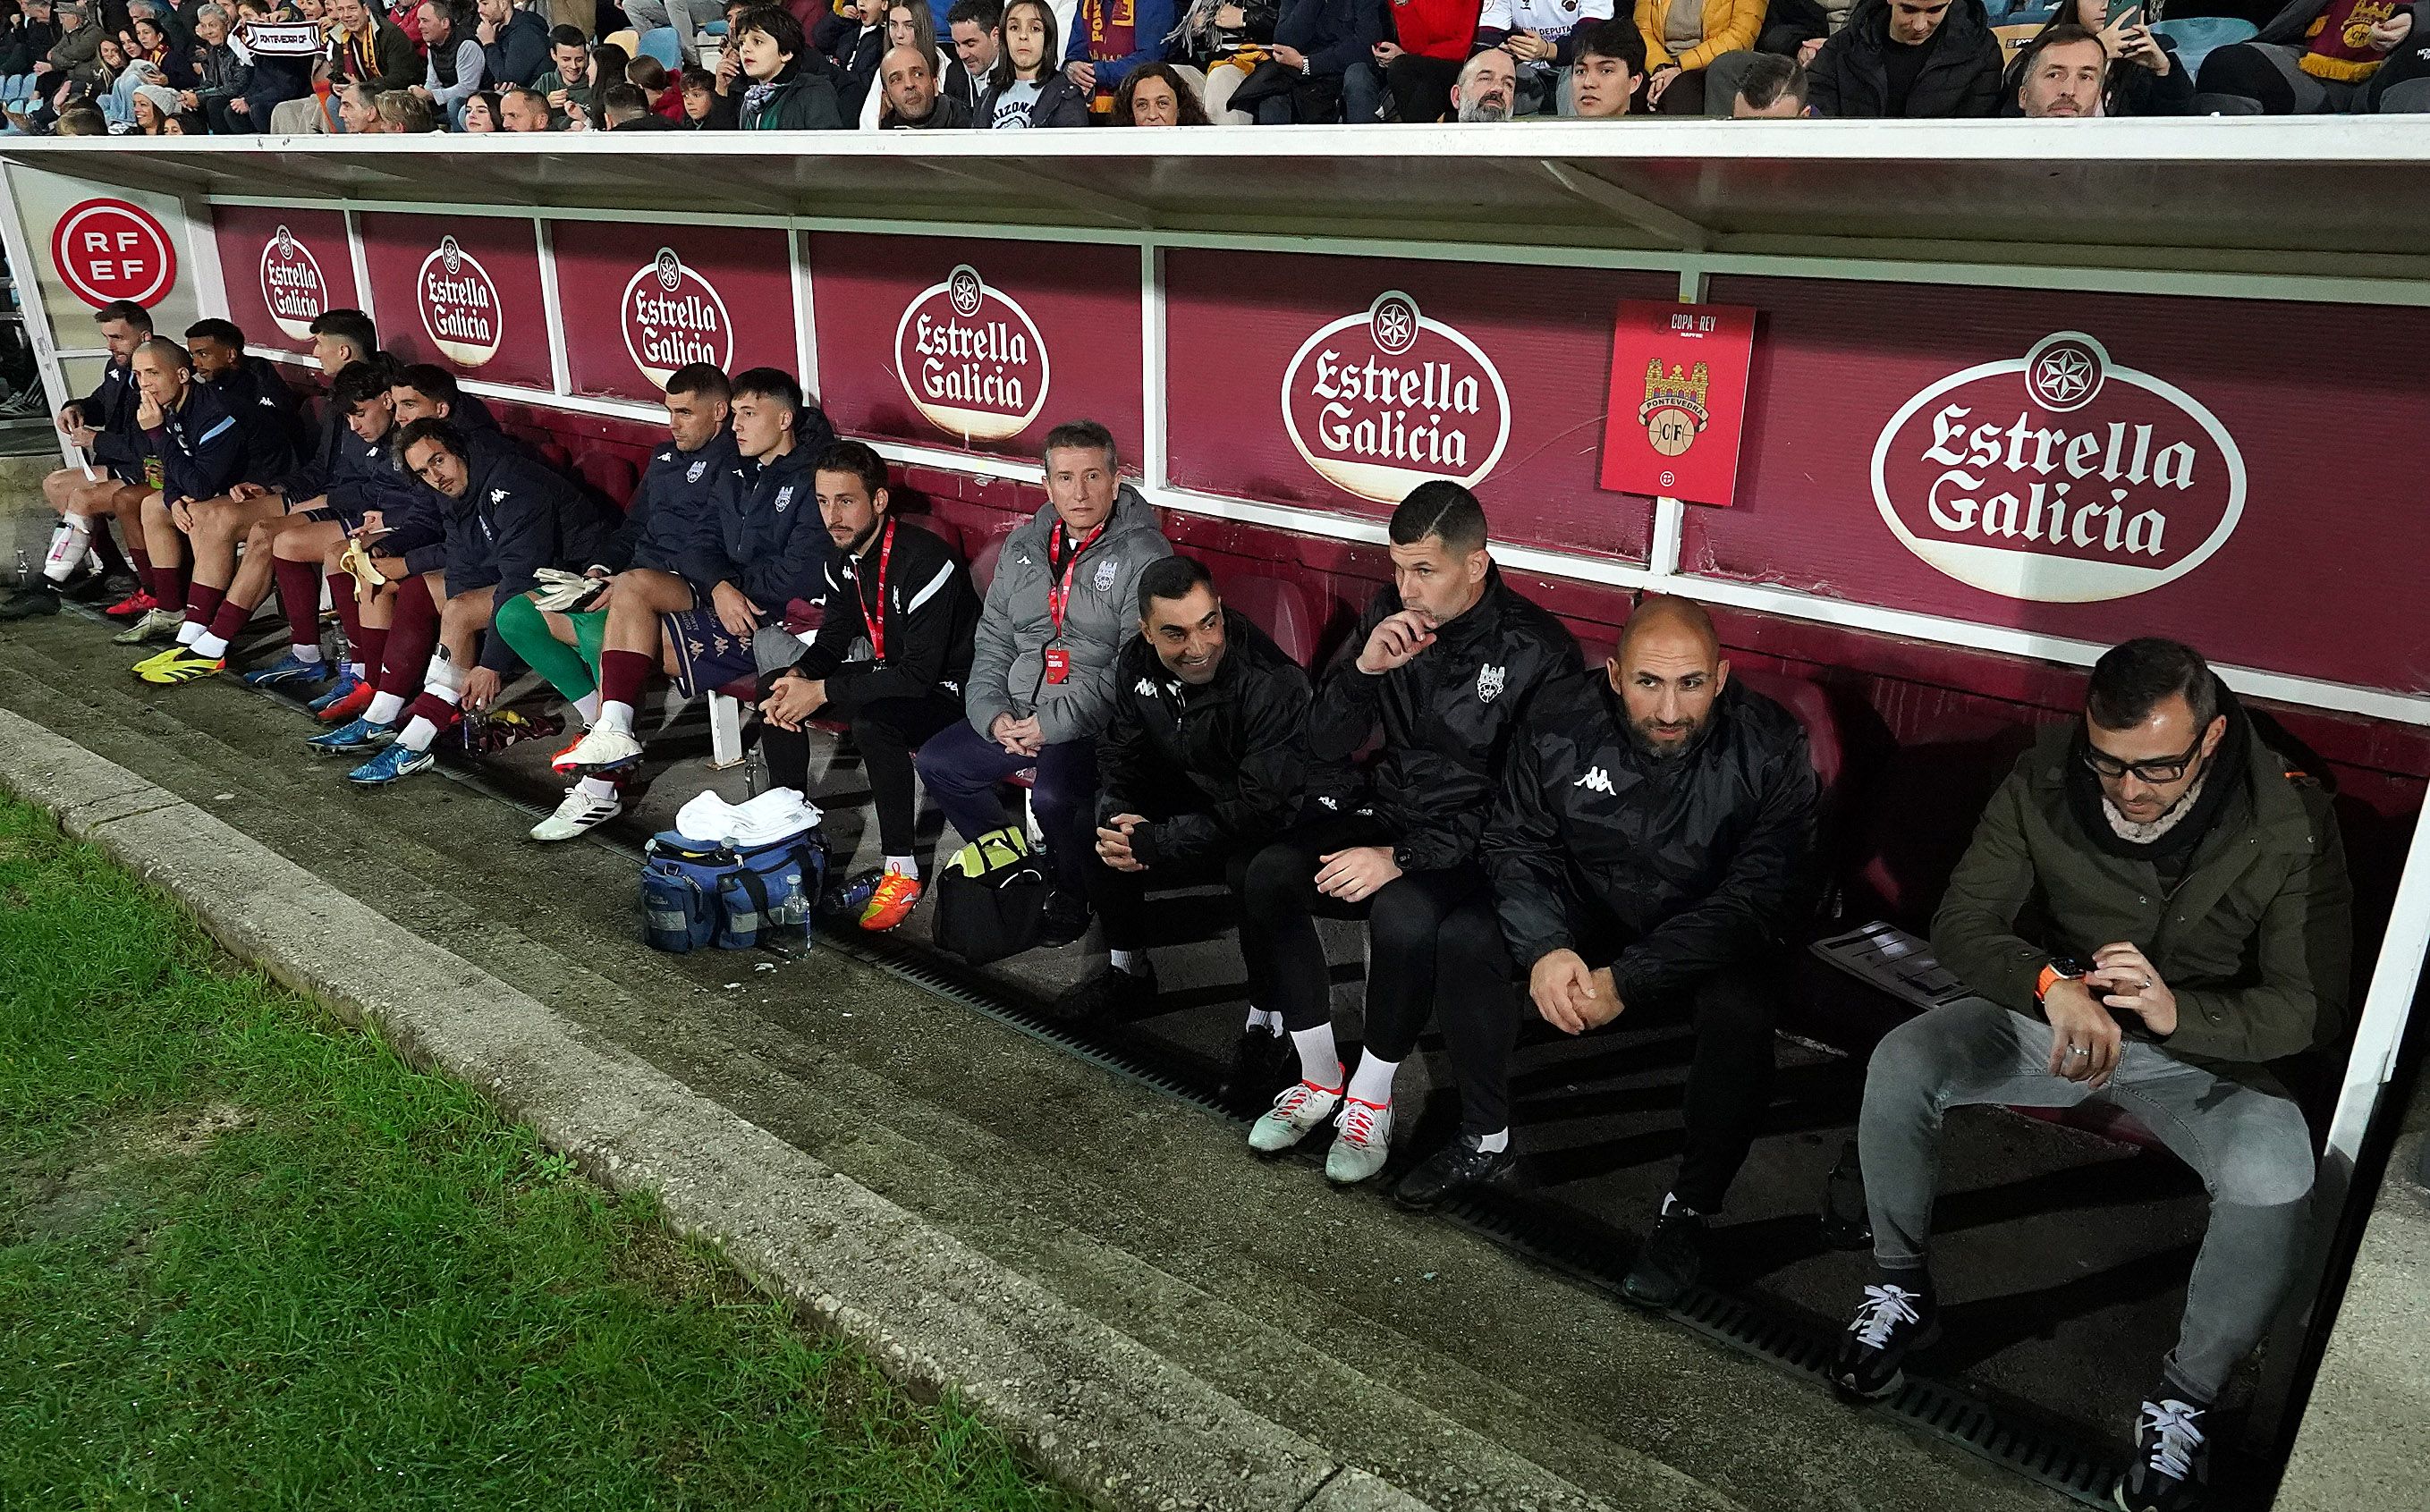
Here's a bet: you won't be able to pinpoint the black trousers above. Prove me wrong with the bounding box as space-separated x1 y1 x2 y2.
758 692 963 859
1240 814 1514 1131
1384 52 1462 122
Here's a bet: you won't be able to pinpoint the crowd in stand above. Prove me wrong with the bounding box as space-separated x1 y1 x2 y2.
2 0 2424 132
0 298 2358 1512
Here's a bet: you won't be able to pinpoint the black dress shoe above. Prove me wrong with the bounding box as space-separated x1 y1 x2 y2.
1219 1026 1297 1114
1035 887 1092 949
0 585 62 621
1049 960 1156 1025
1621 1201 1707 1308
1393 1132 1520 1211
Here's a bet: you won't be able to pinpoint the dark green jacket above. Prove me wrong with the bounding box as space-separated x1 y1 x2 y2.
1932 720 2350 1073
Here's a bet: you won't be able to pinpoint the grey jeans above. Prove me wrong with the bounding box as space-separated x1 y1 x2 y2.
1860 998 2314 1400
621 0 707 63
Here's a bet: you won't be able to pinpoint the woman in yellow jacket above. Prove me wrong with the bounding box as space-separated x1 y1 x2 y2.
1631 0 1764 111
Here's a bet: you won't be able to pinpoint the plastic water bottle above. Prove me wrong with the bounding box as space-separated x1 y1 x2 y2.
14 550 29 587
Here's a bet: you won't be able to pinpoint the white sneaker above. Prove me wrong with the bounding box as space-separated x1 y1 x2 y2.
559 723 643 770
1248 1070 1343 1155
1324 1097 1394 1185
529 785 622 842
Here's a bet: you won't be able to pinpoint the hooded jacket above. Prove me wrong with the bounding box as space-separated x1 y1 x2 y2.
1308 567 1580 874
1097 607 1313 868
711 435 834 610
741 60 848 127
211 355 308 479
1805 0 2003 117
965 486 1175 745
146 381 249 505
1931 691 2351 1076
480 4 551 85
788 517 981 717
72 356 145 477
593 430 741 585
437 442 613 671
1486 672 1819 1004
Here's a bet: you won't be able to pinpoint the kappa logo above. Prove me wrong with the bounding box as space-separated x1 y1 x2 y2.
1477 663 1507 703
1574 765 1615 795
489 488 508 503
686 458 707 483
1133 677 1157 696
655 450 673 462
1093 559 1117 592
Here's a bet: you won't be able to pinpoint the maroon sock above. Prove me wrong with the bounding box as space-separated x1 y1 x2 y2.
127 536 151 585
185 583 226 629
403 690 462 731
376 580 443 697
147 564 185 613
598 648 654 710
357 625 389 676
207 594 254 645
273 559 323 650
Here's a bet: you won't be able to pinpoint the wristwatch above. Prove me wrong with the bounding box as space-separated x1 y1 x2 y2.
2036 956 2088 1003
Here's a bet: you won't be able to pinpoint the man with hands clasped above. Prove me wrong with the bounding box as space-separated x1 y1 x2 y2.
1833 638 2350 1512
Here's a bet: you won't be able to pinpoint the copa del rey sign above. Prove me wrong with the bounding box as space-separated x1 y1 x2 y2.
1871 332 2246 604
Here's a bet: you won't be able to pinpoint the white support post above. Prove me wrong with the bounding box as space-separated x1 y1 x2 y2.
792 227 818 405
533 217 571 397
182 192 231 322
0 160 80 465
343 207 374 323
2324 807 2430 1180
1140 241 1166 492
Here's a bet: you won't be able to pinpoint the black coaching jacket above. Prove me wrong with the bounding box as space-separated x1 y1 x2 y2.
787 518 980 719
1486 672 1820 1004
1308 567 1580 874
1096 607 1313 868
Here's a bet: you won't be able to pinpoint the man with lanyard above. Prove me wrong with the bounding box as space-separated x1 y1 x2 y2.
760 440 980 931
913 419 1173 949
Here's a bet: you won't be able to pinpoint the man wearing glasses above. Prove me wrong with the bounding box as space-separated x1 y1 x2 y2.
1830 638 2350 1512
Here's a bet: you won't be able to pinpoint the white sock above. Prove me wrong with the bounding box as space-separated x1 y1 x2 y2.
290 642 324 663
1474 1128 1510 1153
1108 949 1147 976
1244 1006 1283 1035
597 699 636 736
1346 1051 1398 1107
1290 1024 1340 1087
574 690 601 723
174 617 204 646
364 690 406 725
577 774 618 801
397 715 438 752
42 517 91 582
883 854 918 878
191 631 229 659
430 684 461 707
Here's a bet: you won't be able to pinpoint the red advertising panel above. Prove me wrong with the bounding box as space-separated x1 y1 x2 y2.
356 212 552 391
1599 301 1757 508
50 199 177 308
211 205 351 357
808 232 1143 469
1164 249 1671 564
550 221 797 403
1683 275 2430 695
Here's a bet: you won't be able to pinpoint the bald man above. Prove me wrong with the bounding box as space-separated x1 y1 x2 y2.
1427 596 1818 1302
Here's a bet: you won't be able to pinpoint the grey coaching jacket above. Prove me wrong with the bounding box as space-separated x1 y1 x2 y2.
965 486 1174 746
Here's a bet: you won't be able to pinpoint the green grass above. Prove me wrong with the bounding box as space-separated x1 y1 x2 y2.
0 797 1078 1512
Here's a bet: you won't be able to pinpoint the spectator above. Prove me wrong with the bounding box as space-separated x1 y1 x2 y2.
628 54 684 115
979 0 1088 122
1631 0 1760 114
1164 0 1274 122
413 0 489 124
335 76 385 127
858 0 945 121
877 40 973 119
130 78 183 128
943 0 998 106
1758 0 1853 62
55 98 109 129
461 86 504 125
1449 40 1514 117
1236 0 1384 121
48 4 106 89
379 79 438 124
1833 639 2346 1512
824 0 887 116
622 0 709 68
8 0 64 78
129 13 181 81
2011 21 2104 115
734 4 846 124
500 80 553 122
2197 0 2418 113
532 25 588 120
601 76 679 120
678 61 735 120
477 0 550 84
1112 56 1208 118
2002 1 2189 114
266 0 418 131
915 419 1175 948
1729 46 1807 111
1565 15 1643 114
568 38 629 124
1804 0 2002 117
1063 0 1171 115
181 4 250 130
233 0 317 125
1367 0 1477 122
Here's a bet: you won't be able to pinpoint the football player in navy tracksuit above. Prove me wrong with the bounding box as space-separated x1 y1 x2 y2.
0 299 153 623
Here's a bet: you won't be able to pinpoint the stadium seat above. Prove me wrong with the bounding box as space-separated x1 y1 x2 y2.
535 440 572 474
2151 16 2257 76
1731 665 1846 820
1223 573 1321 667
969 534 1009 597
636 26 684 69
602 27 640 56
572 448 638 508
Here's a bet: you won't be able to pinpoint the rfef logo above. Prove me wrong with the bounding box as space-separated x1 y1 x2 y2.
258 224 328 342
1282 291 1510 505
1871 332 2246 604
51 199 177 308
416 235 503 367
622 248 732 387
893 265 1049 443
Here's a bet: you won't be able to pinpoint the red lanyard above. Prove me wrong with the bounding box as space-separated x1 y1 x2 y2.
1045 520 1106 640
857 519 895 663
